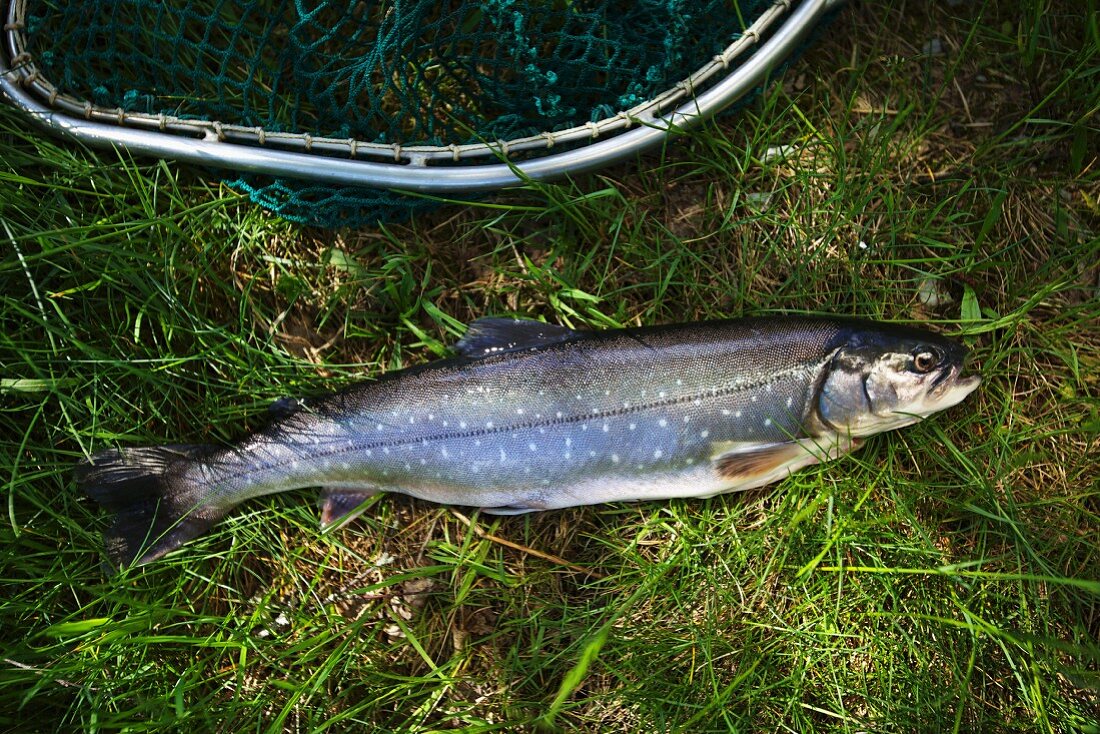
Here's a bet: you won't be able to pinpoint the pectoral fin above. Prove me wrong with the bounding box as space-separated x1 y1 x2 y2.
711 436 862 485
320 488 380 529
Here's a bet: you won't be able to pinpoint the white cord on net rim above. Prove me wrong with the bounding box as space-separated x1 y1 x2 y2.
0 0 841 194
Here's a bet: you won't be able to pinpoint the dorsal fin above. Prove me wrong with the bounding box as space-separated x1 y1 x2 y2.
454 318 579 359
268 396 303 418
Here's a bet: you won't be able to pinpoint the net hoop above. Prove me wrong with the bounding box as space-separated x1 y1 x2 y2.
0 0 838 193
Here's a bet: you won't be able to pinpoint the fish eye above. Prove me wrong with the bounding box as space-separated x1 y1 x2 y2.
911 347 942 373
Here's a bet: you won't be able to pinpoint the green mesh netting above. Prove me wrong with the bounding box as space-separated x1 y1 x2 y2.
25 1 777 227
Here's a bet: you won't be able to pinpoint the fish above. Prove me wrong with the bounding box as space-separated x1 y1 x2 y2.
77 315 981 567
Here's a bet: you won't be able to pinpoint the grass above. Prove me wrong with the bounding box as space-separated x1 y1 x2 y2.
1 0 1098 731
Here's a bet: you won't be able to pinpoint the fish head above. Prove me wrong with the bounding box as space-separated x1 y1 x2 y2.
816 324 981 437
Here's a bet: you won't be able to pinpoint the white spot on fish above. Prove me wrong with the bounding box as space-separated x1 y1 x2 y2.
683 415 691 423
428 413 435 420
752 396 758 402
383 447 390 455
676 379 683 386
686 458 695 465
408 416 415 424
538 390 545 396
576 395 582 401
629 423 636 431
659 419 668 427
786 397 793 408
565 437 572 447
556 412 563 419
764 418 772 427
341 462 351 470
404 462 411 470
604 389 610 396
516 408 525 415
474 440 481 447
376 423 384 431
541 479 550 485
659 391 667 398
767 384 773 392
291 461 299 469
501 448 509 462
539 427 546 434
524 467 531 474
722 409 731 416
590 450 597 457
623 401 631 409
443 420 448 427
735 411 742 418
700 430 709 438
460 421 467 429
602 424 609 432
486 421 494 428
654 449 663 459
611 454 620 463
366 449 372 457
419 458 426 465
564 452 571 460
693 399 702 406
581 424 588 431
528 443 537 452
442 448 449 458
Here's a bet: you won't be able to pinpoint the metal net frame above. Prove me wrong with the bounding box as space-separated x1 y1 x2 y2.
0 0 838 225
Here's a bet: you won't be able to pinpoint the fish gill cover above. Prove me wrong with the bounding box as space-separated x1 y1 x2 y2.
22 0 783 226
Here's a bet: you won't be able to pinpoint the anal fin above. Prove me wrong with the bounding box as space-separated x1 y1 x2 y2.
320 488 380 530
712 436 862 486
479 504 541 516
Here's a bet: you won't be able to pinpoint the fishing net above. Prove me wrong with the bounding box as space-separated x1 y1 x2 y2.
12 0 822 226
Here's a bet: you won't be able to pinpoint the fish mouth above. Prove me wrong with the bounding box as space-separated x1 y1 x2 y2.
928 365 981 411
929 363 956 391
881 369 980 432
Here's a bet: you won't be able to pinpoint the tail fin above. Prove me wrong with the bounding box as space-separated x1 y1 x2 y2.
77 445 223 568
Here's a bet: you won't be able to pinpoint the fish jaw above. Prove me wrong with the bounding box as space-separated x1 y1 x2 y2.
876 370 982 433
927 371 982 412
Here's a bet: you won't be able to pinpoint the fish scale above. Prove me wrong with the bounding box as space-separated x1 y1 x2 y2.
190 321 839 508
77 315 981 566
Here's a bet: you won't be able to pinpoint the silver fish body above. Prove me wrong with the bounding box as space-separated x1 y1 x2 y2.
78 316 981 566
